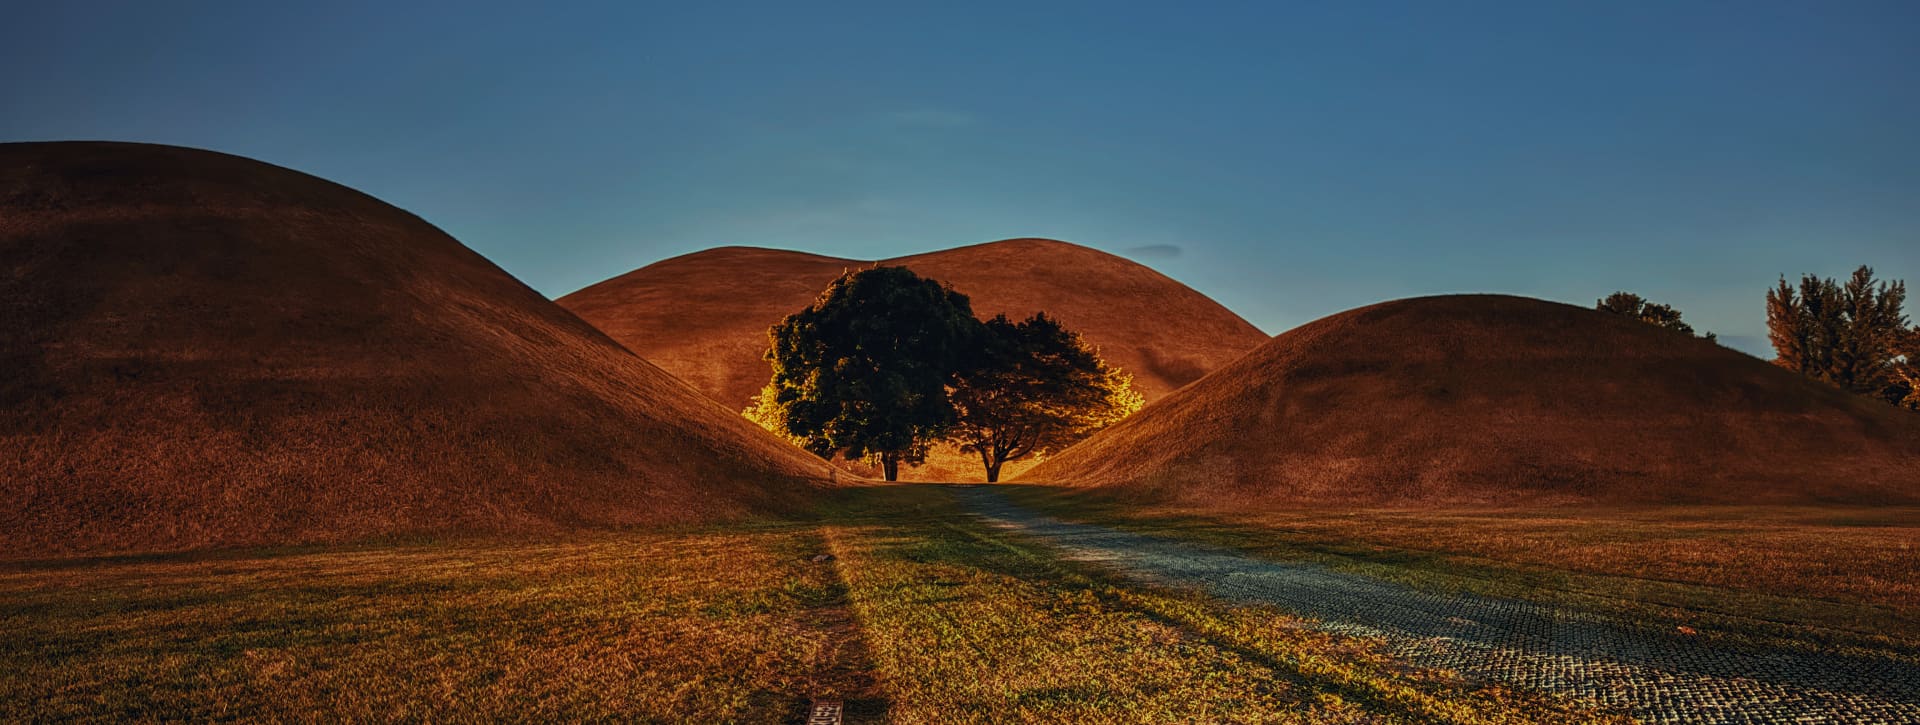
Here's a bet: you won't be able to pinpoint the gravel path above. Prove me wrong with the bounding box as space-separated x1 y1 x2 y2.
953 486 1920 725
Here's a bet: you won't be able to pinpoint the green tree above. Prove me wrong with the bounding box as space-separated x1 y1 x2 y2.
1766 265 1913 407
949 313 1145 482
759 266 983 481
1595 291 1712 340
1893 327 1920 410
743 383 805 446
1889 327 1920 410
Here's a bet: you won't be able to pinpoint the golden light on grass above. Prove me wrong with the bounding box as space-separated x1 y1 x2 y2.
1004 485 1920 654
3 487 1630 723
2 531 850 720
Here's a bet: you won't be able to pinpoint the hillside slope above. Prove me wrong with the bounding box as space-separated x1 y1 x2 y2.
559 239 1268 409
0 142 839 556
559 246 861 407
1019 295 1920 505
558 239 1269 480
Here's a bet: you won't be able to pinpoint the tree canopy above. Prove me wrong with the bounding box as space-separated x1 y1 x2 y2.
748 268 1146 481
1896 327 1920 410
1595 291 1712 340
1767 266 1915 409
949 313 1144 482
757 266 983 480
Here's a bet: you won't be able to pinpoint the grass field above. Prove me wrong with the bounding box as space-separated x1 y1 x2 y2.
1 485 1623 723
1000 485 1920 659
1 527 848 721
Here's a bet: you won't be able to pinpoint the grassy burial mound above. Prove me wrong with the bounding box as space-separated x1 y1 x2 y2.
558 239 1269 480
0 142 839 556
558 238 1269 410
1020 294 1920 505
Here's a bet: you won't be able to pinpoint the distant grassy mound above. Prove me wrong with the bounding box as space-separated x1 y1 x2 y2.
558 239 1268 481
0 142 839 556
1020 294 1920 505
561 247 860 410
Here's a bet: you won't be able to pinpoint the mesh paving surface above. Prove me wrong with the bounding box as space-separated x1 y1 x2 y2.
957 487 1920 724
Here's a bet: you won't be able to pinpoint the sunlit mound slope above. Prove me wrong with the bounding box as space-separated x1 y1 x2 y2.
558 239 1269 481
559 239 1269 409
1019 294 1920 505
0 142 840 556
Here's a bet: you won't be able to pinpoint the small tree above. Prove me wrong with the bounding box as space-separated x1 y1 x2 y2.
949 313 1144 482
1893 327 1920 410
1596 291 1712 340
1767 266 1914 407
760 267 983 481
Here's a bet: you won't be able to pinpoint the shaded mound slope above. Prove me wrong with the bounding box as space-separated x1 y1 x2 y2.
1019 295 1920 505
0 142 839 556
558 239 1269 411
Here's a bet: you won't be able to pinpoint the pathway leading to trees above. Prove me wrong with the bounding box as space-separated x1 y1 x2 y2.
952 485 1920 725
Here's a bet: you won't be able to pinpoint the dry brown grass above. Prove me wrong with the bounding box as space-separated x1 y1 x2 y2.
825 487 1621 724
1246 506 1920 616
1 485 1623 723
1004 485 1920 652
555 239 1270 481
0 528 855 721
0 141 840 557
1022 294 1920 505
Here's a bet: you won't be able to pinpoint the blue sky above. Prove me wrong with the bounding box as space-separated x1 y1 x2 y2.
5 1 1916 356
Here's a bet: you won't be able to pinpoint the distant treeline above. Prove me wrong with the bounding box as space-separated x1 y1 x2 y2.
1601 265 1917 410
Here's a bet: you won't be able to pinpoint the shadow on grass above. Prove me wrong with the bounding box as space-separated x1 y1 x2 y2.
822 485 1521 723
987 483 1920 652
963 484 1920 715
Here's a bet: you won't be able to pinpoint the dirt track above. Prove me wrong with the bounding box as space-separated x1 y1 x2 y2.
954 486 1920 725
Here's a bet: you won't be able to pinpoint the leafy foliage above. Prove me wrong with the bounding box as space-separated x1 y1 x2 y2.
744 383 807 446
760 266 984 480
1595 292 1712 340
949 314 1145 481
1896 327 1920 410
1766 266 1915 408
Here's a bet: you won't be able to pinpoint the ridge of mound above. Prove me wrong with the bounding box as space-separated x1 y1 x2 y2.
882 239 1267 400
0 141 838 556
560 238 1268 408
557 238 1269 480
558 246 862 404
1018 294 1920 505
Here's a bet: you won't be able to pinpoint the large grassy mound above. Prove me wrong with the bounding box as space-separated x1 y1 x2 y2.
559 239 1268 408
1020 294 1920 505
557 239 1269 480
0 142 839 556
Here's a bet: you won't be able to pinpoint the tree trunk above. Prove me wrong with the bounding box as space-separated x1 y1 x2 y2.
985 459 1003 483
882 454 899 482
